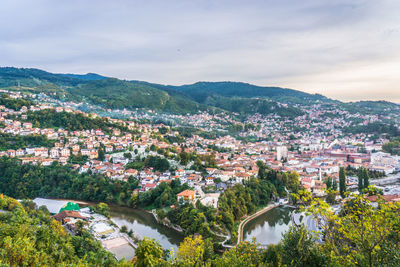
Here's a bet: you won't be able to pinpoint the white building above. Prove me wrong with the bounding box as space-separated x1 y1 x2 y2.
276 146 288 161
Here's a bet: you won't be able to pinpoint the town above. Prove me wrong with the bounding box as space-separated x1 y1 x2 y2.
0 89 399 262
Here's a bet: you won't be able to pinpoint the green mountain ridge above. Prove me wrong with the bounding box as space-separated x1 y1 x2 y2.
0 67 398 117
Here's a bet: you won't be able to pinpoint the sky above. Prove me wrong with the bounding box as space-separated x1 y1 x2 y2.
1 0 400 102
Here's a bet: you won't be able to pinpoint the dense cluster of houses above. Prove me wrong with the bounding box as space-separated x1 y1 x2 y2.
1 91 400 205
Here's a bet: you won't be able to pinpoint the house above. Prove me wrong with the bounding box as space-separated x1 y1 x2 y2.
177 190 197 204
60 148 70 157
16 149 24 157
205 176 214 185
50 148 60 158
176 169 185 176
23 122 32 129
53 210 87 224
41 159 54 166
80 165 89 173
144 183 156 191
125 169 138 178
179 176 188 185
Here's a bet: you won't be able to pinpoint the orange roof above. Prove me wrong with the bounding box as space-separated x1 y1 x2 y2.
367 194 400 203
177 190 196 197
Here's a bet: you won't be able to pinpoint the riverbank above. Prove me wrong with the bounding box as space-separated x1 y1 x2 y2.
237 203 280 244
151 209 184 233
50 198 184 252
79 207 137 260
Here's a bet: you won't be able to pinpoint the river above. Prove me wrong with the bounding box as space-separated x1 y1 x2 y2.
109 205 184 251
243 206 294 245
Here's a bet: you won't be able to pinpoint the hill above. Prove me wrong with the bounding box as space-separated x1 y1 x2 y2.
167 81 329 105
60 72 106 81
343 100 400 115
0 67 88 87
2 67 397 118
69 78 203 114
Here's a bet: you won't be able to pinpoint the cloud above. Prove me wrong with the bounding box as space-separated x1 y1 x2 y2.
0 0 399 101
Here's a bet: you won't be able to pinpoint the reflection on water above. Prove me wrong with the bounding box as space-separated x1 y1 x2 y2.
244 206 294 245
109 205 184 251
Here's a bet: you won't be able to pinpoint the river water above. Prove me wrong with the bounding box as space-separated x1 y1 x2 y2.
243 206 294 245
109 205 294 256
109 206 184 251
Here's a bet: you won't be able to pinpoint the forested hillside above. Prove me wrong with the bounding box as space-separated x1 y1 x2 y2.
167 81 329 104
0 194 120 266
69 78 204 114
1 67 399 118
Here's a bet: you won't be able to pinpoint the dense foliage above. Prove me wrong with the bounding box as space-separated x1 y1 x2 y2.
203 95 304 118
343 100 400 115
343 122 400 138
382 137 400 155
345 165 385 179
0 94 34 110
0 133 55 151
169 165 299 242
0 157 139 206
134 180 190 209
0 67 317 117
218 179 275 233
134 193 400 267
69 78 202 114
0 194 120 266
168 81 328 104
14 109 129 134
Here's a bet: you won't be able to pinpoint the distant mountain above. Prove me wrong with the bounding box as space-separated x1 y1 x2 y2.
69 78 204 114
0 67 86 87
61 73 106 81
342 100 400 115
1 67 397 118
166 81 329 105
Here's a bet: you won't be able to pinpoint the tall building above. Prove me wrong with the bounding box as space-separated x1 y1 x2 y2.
276 146 288 161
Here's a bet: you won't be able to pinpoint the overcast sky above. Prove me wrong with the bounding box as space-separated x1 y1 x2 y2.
1 0 400 102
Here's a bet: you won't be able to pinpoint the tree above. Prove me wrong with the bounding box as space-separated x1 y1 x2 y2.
280 225 325 267
363 168 370 189
339 167 347 198
358 167 364 192
175 235 205 266
158 127 168 134
98 147 105 161
135 238 165 266
0 195 119 266
213 240 263 267
96 202 110 218
256 160 267 179
287 171 300 192
123 152 132 159
325 189 338 205
179 151 190 166
304 194 400 267
332 178 338 191
326 177 332 190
